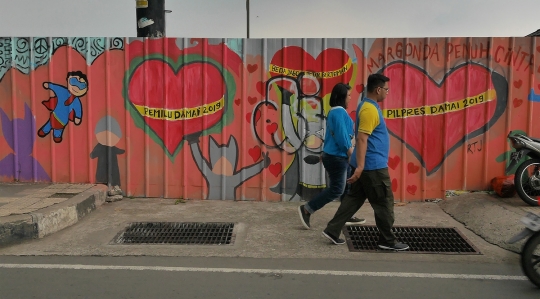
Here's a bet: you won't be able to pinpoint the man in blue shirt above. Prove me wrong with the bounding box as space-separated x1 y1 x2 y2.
322 74 409 251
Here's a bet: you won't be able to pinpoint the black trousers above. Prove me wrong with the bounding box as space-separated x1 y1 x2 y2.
325 167 396 246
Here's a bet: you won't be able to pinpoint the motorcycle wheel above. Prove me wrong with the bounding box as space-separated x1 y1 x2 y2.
514 158 540 206
521 232 540 288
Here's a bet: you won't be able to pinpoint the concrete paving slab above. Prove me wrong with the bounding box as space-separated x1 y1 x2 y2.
439 193 538 253
0 183 107 246
0 183 49 198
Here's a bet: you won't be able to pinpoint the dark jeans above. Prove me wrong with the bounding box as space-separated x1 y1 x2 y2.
304 153 348 214
324 168 396 246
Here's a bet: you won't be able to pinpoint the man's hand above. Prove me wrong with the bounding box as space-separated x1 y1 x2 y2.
347 167 363 184
74 117 82 125
347 132 369 184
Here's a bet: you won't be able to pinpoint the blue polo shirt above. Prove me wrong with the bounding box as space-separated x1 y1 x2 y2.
322 106 354 158
350 98 389 170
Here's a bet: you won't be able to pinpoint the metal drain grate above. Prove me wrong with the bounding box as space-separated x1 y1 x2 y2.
343 226 480 254
112 222 236 245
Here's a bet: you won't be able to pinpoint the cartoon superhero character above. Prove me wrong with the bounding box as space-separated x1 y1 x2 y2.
252 73 327 201
37 71 88 143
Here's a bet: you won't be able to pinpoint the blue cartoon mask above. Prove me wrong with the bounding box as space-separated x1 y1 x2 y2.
69 77 87 90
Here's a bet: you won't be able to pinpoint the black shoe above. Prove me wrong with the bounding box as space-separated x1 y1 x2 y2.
298 205 311 229
322 230 345 245
378 242 409 251
345 216 366 226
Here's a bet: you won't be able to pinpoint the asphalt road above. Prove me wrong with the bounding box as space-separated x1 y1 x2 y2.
0 256 537 298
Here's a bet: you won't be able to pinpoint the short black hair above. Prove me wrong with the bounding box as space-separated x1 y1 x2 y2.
366 73 389 93
66 71 88 86
329 83 351 108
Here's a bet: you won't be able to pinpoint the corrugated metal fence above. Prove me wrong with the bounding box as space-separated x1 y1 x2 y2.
0 37 538 201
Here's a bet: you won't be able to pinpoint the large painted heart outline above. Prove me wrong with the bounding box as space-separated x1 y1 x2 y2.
124 54 236 159
380 61 508 175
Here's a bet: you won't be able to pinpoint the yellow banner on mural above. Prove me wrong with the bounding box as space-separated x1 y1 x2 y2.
269 59 352 79
383 89 496 119
134 97 224 121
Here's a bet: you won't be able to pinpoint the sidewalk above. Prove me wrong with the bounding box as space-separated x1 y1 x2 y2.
0 182 107 246
439 192 540 253
0 182 538 262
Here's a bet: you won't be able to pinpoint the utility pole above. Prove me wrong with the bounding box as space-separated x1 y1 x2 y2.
246 0 250 38
136 0 166 37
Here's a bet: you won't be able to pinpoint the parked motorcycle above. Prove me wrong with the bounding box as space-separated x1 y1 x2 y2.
508 212 540 288
506 131 540 206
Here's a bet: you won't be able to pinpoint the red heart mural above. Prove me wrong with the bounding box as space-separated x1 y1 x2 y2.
126 59 232 156
269 46 353 97
267 123 278 134
248 146 261 161
348 110 356 123
388 155 400 170
269 163 282 177
256 81 265 95
407 162 420 174
382 62 507 174
247 64 258 73
407 185 417 195
391 178 398 192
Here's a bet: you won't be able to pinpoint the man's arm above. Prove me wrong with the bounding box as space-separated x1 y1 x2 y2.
346 132 368 184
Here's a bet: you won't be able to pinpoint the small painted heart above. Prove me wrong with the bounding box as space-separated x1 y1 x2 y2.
407 162 420 174
248 146 261 161
388 155 401 170
256 81 265 95
391 178 398 192
267 123 278 134
246 110 262 124
269 163 282 177
247 64 258 73
407 185 417 195
348 110 356 122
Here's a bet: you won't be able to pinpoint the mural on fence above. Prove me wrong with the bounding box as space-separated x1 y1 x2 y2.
0 37 539 201
38 71 88 143
90 116 125 193
0 103 50 181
